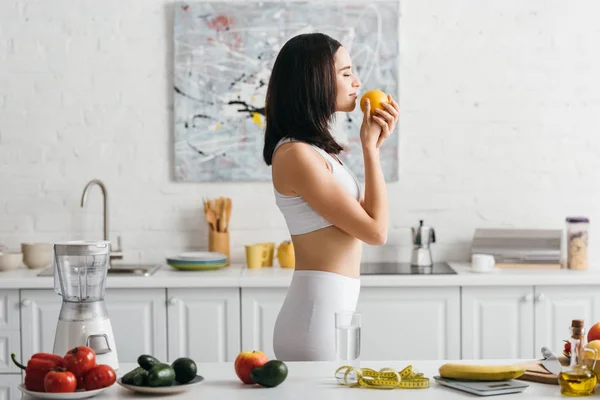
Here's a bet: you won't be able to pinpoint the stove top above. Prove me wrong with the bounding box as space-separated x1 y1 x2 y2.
360 262 456 275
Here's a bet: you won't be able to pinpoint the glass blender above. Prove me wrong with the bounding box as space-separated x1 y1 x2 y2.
53 241 119 370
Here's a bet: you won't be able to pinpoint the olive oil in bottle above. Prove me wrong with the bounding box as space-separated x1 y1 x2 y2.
559 319 597 397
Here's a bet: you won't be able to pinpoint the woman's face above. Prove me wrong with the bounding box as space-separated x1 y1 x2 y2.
334 46 361 113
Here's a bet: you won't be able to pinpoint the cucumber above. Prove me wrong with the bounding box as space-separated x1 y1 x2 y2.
138 354 161 371
132 370 148 386
147 363 176 387
122 367 144 384
171 357 197 384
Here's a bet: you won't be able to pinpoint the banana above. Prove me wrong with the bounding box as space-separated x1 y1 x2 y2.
439 363 525 381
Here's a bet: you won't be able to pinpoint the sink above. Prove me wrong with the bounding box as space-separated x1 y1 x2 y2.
37 264 162 277
107 264 162 276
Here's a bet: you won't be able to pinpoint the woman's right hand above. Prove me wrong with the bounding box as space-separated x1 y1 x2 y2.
359 96 399 149
359 98 382 150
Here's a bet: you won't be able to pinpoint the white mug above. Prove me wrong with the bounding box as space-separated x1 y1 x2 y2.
472 254 496 272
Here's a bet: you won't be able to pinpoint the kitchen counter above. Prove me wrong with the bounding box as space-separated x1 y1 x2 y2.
1 262 600 289
42 360 560 399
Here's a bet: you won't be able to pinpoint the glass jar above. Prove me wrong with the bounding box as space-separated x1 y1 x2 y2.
565 217 589 270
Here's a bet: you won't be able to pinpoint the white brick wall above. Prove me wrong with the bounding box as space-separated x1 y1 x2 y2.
1 0 600 266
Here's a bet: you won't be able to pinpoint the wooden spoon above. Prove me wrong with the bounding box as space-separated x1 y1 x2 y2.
205 209 217 232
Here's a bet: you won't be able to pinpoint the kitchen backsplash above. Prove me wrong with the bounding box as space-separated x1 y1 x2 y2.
1 0 600 266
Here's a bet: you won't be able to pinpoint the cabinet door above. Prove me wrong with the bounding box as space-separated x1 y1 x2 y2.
0 331 21 374
462 286 534 359
0 290 21 374
240 288 287 359
357 287 461 360
105 289 168 363
167 288 240 362
0 290 19 330
0 374 22 400
535 285 600 355
20 290 62 361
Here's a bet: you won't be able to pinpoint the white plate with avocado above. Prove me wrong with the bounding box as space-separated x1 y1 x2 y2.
117 375 204 394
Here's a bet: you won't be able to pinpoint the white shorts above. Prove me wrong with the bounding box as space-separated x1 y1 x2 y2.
272 270 361 361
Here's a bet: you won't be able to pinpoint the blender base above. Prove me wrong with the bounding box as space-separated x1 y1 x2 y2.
54 318 119 371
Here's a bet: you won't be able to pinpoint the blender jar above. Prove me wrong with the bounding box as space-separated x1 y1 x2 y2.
54 241 110 302
565 217 589 270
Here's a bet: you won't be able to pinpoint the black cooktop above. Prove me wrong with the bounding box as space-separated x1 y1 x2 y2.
360 262 456 275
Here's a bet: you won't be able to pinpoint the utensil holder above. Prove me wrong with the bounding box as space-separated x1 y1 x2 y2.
209 230 230 266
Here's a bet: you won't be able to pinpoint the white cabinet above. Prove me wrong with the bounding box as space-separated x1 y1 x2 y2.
104 288 168 363
0 290 20 374
462 285 600 360
20 290 62 362
20 289 167 364
240 287 461 361
535 285 600 355
462 286 534 359
240 288 287 359
167 288 240 362
0 374 22 400
357 287 461 361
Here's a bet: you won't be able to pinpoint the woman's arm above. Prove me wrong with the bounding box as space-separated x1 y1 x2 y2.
360 146 388 243
275 144 388 245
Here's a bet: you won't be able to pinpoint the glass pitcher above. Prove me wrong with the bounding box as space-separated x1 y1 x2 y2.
53 241 110 303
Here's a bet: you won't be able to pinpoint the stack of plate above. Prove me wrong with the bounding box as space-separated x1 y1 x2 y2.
166 252 227 271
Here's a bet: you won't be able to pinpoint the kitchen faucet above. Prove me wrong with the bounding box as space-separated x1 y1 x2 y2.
80 179 123 263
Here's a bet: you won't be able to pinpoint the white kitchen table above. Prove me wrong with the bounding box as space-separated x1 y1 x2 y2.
19 360 566 399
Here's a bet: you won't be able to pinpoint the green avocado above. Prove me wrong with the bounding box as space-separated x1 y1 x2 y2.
146 363 176 387
250 360 288 388
171 357 197 384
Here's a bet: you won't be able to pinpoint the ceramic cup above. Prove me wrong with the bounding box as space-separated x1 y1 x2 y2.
258 242 275 267
245 244 269 269
0 252 23 271
21 243 54 269
472 254 496 272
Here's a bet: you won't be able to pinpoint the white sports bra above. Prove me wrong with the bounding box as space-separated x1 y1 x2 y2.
273 138 362 235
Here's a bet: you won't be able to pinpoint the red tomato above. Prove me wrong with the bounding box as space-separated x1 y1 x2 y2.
44 370 77 393
64 346 96 377
76 375 85 390
83 364 116 390
564 340 572 354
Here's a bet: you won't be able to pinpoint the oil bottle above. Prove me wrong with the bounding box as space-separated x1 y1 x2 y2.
559 319 598 396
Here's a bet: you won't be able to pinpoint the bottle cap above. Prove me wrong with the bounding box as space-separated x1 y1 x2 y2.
566 217 590 223
572 319 584 328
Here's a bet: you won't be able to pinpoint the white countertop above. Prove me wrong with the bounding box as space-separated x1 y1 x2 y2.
2 262 600 289
30 360 560 399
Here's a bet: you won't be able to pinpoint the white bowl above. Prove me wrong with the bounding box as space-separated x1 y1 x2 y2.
21 243 54 269
0 252 23 271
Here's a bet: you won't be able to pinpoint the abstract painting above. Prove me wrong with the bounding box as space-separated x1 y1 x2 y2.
174 1 399 182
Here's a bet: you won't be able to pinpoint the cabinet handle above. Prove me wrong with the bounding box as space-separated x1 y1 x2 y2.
522 294 533 302
168 297 179 306
21 299 31 307
536 293 546 302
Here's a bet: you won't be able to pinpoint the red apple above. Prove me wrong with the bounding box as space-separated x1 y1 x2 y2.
588 322 600 343
234 350 269 384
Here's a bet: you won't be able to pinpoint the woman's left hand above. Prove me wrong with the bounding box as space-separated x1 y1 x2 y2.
373 95 400 148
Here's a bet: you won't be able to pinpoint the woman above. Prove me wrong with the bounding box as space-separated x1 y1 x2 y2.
263 33 399 361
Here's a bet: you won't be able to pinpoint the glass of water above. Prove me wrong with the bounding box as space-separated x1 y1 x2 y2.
335 311 361 368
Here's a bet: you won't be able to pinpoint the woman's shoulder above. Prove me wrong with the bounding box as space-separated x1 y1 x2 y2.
272 140 330 171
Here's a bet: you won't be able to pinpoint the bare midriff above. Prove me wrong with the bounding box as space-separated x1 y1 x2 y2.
291 225 362 279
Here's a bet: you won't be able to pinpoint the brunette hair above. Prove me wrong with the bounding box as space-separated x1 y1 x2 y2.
263 33 344 165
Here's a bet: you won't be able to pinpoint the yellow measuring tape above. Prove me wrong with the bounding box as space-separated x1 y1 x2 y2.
335 365 430 390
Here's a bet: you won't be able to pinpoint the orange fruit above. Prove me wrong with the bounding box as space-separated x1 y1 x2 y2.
360 90 389 116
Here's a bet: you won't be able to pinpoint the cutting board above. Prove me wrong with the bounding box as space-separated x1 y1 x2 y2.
516 356 569 385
